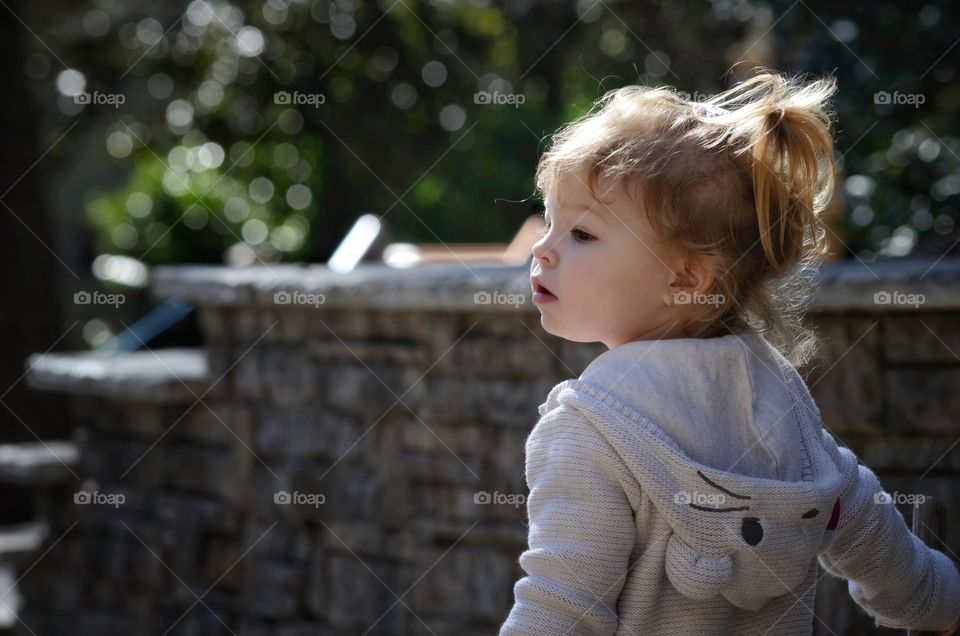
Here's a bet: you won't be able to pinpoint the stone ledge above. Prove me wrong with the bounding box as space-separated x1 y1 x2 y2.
26 348 209 403
0 522 47 561
0 442 78 485
149 259 960 312
151 262 533 310
0 522 47 628
813 257 960 311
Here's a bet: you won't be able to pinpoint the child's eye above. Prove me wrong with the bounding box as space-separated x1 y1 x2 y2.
572 229 595 243
535 220 595 243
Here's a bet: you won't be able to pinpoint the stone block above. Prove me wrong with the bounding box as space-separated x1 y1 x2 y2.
319 364 425 415
884 312 960 363
158 444 248 504
255 407 358 460
884 368 960 432
409 547 512 622
321 553 403 633
420 377 553 428
177 402 254 447
432 335 557 377
241 558 303 619
806 316 883 434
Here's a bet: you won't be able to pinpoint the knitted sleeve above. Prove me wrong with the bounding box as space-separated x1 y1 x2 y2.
817 450 960 631
498 406 636 636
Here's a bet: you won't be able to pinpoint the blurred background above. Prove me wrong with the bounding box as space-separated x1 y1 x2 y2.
3 0 958 406
4 0 958 356
1 0 959 633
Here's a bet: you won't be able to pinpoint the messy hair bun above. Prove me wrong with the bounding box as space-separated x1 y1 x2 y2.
535 69 838 368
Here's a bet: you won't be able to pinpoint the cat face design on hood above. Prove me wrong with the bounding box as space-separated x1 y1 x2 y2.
665 468 842 611
538 373 855 612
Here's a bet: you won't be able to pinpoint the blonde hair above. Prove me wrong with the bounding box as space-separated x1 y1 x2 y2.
535 69 838 369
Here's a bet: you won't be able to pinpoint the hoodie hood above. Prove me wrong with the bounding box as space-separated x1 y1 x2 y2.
537 330 857 611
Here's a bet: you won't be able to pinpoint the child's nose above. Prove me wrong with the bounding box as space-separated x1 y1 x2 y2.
532 237 554 265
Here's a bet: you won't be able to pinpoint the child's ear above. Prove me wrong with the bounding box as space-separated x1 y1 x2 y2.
668 252 716 295
689 257 717 295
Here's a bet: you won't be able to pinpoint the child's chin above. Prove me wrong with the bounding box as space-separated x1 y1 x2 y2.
542 322 600 346
538 314 561 334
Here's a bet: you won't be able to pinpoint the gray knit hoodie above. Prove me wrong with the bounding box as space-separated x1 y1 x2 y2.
499 330 960 635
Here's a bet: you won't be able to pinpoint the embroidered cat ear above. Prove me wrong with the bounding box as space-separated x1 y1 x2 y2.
826 497 841 530
813 497 843 554
665 533 733 600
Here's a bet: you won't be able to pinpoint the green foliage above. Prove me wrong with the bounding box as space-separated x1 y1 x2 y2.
33 0 960 263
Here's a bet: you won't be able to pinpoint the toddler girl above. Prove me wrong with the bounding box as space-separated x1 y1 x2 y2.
501 70 960 635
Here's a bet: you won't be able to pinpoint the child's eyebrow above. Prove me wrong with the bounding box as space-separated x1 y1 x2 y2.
546 202 608 225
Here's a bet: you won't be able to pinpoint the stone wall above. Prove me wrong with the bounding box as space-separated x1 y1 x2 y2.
9 258 960 635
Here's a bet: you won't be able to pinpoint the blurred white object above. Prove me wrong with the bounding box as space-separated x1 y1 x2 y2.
328 214 382 273
92 254 149 287
383 243 420 268
224 242 260 267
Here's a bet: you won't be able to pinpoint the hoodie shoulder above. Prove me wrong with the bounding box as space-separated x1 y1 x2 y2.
576 332 815 482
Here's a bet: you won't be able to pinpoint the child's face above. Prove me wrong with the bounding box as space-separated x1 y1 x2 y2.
530 167 689 349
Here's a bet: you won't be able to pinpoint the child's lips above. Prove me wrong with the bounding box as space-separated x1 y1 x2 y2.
531 279 558 303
